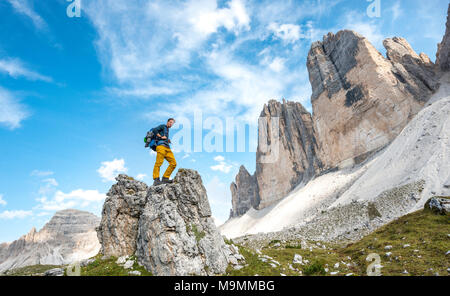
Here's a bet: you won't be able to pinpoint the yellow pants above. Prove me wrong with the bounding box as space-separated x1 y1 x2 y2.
153 145 177 179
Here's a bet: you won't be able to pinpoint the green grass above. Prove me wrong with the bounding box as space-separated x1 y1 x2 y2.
80 254 152 276
187 223 206 243
303 260 326 276
285 244 302 249
226 208 450 276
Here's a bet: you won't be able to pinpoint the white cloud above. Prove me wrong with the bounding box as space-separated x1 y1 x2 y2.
84 0 250 96
211 155 233 173
268 57 286 72
0 58 52 82
188 0 250 36
85 0 329 123
268 23 301 43
136 174 147 181
214 155 225 162
0 87 29 130
7 0 47 30
30 170 54 177
97 158 128 182
0 194 6 206
0 210 32 220
36 189 106 212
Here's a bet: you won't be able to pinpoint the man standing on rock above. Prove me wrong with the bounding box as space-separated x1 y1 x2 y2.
152 118 177 186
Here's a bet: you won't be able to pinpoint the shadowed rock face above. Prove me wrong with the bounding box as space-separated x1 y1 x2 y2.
230 165 259 218
437 4 450 71
96 174 148 257
384 37 439 98
0 209 100 273
230 100 322 213
255 100 322 209
307 30 439 170
97 169 234 276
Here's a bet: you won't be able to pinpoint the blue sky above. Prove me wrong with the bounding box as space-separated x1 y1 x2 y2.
0 0 448 242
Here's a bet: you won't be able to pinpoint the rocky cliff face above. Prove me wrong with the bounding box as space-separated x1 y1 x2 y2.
230 100 322 213
437 4 450 71
255 100 322 209
0 209 100 272
229 165 259 218
229 7 448 217
307 30 439 170
97 169 241 275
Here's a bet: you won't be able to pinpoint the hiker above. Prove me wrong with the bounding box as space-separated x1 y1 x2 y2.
152 118 177 186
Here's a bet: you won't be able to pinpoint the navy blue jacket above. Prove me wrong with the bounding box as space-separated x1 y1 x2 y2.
153 124 170 148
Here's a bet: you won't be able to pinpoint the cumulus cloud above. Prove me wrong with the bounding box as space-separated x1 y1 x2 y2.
84 0 338 124
97 158 128 182
0 194 6 206
268 22 301 43
214 155 225 162
136 174 147 181
0 210 33 220
211 155 233 173
0 87 29 130
36 189 106 211
6 0 47 30
188 0 250 36
83 0 250 96
0 58 53 82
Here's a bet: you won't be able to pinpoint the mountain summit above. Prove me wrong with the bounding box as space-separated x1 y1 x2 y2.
96 169 242 276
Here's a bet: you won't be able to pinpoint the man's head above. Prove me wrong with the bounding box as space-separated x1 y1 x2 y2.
167 118 175 128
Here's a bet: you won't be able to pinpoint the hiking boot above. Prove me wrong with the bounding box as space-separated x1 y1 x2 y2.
153 178 162 186
162 177 173 184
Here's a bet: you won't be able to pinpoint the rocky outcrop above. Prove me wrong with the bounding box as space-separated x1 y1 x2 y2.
97 169 239 275
136 169 229 275
307 30 439 170
437 4 450 71
0 209 100 272
255 99 322 209
425 197 450 215
229 166 259 218
96 174 148 257
384 37 440 96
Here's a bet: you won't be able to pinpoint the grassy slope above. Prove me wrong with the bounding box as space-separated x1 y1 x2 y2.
227 208 450 276
80 255 152 276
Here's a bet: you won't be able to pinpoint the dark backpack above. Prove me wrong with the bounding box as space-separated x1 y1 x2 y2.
144 129 157 151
